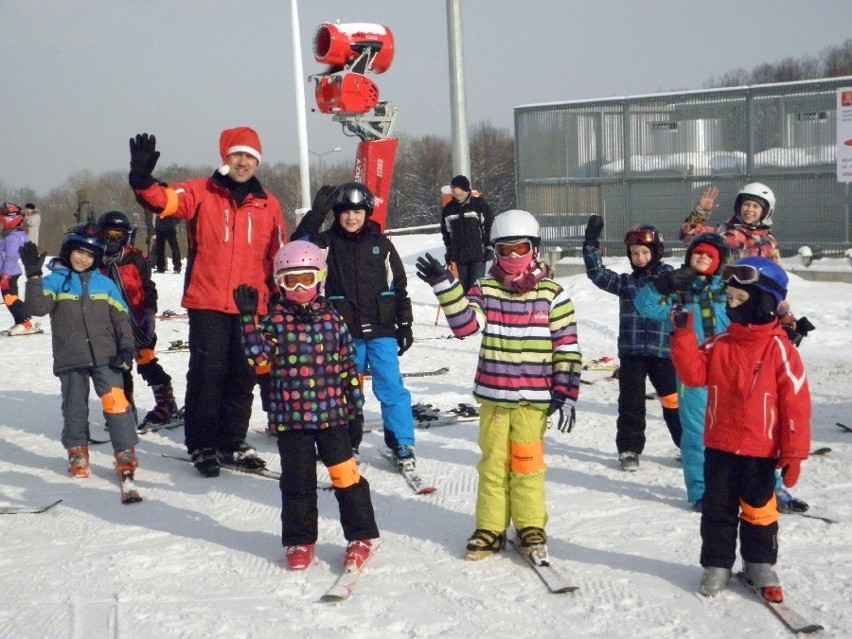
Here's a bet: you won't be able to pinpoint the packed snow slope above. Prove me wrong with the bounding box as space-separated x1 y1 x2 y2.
1 233 850 639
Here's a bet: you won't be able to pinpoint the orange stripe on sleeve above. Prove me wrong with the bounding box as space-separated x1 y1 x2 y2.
159 189 180 218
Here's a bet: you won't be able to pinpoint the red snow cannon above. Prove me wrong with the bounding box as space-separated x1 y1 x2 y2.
313 23 395 74
315 74 380 115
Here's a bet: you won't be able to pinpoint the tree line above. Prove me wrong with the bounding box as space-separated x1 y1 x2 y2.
704 38 852 87
0 122 515 256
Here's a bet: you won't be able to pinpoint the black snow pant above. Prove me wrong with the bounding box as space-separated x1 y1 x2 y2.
277 427 379 546
615 354 682 454
154 227 181 273
183 310 256 454
2 275 30 325
700 447 778 569
121 336 172 411
455 260 485 294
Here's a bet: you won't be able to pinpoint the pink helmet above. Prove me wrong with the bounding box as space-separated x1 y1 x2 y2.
273 240 328 273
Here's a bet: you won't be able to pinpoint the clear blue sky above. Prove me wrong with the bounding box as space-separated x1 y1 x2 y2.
2 0 851 195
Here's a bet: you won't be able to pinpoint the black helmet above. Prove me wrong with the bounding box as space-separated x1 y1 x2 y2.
60 222 105 270
97 210 133 255
624 224 664 267
685 232 730 274
331 182 374 216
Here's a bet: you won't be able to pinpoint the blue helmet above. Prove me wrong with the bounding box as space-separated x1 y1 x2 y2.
721 256 788 305
60 222 106 270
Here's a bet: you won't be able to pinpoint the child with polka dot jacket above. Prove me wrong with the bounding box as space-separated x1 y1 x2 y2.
232 240 379 572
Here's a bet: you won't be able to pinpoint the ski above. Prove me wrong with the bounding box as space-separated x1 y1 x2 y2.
320 542 379 603
365 366 449 380
582 357 618 372
0 322 45 337
0 499 63 515
509 538 578 594
118 471 143 504
160 454 334 489
380 450 437 494
787 511 838 525
138 407 185 433
735 572 823 634
836 422 851 433
156 340 190 354
156 310 188 320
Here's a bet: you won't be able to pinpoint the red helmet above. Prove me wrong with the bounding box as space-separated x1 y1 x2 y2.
2 214 25 232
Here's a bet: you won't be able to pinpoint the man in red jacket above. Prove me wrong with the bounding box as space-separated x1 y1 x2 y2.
670 257 811 604
129 127 285 477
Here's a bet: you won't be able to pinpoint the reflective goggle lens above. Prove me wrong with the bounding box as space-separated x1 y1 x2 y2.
275 268 326 291
495 240 533 258
719 264 759 285
624 229 658 246
104 228 129 241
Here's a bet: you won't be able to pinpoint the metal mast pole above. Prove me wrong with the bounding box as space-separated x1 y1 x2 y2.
446 0 470 178
290 0 311 209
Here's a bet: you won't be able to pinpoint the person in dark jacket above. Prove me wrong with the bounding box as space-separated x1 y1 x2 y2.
20 225 139 481
97 210 179 430
583 216 682 471
441 175 494 293
293 183 417 468
128 128 284 477
152 214 182 274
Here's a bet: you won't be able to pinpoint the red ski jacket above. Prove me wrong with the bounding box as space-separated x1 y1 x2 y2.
135 174 284 315
671 320 811 461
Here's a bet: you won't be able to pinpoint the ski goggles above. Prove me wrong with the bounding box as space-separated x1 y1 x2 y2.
494 239 533 258
274 268 327 291
103 228 130 242
719 263 785 296
624 228 659 245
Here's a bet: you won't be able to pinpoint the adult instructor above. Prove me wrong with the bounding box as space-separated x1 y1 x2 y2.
129 128 285 477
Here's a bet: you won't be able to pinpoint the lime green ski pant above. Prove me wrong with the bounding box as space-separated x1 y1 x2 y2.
475 402 548 534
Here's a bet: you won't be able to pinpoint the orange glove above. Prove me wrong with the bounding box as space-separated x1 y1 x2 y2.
777 457 802 488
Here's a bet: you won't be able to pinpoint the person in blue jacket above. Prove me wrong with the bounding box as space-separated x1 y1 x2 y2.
635 232 730 510
583 216 682 472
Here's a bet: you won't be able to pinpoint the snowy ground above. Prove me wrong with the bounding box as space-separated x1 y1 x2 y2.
1 234 850 639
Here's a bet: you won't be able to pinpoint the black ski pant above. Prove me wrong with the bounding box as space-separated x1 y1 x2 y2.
184 310 255 454
154 227 181 272
277 427 379 546
700 448 778 569
615 354 682 454
455 260 485 294
2 275 30 325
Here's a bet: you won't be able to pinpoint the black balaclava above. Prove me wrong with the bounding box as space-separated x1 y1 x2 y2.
726 283 776 325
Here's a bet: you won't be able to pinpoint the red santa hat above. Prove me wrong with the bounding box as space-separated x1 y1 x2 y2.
218 127 262 173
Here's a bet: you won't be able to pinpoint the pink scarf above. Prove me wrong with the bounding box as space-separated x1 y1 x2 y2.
490 260 547 294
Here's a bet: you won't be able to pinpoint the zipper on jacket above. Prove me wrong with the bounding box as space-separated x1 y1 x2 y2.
224 208 230 243
247 210 253 244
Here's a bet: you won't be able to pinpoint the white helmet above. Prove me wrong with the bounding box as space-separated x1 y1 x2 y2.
734 182 775 225
490 209 540 245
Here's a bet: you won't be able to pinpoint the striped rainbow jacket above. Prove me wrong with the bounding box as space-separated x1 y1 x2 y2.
432 273 582 409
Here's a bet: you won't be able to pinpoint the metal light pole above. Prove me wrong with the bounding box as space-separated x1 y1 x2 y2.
309 147 342 185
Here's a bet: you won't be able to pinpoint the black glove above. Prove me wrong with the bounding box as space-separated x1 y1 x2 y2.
548 401 576 434
233 284 259 316
128 133 160 189
311 185 336 218
584 215 604 247
348 410 364 452
484 247 494 262
795 316 815 338
416 253 451 286
654 266 698 295
19 241 46 278
109 350 134 372
396 322 413 356
671 303 690 329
